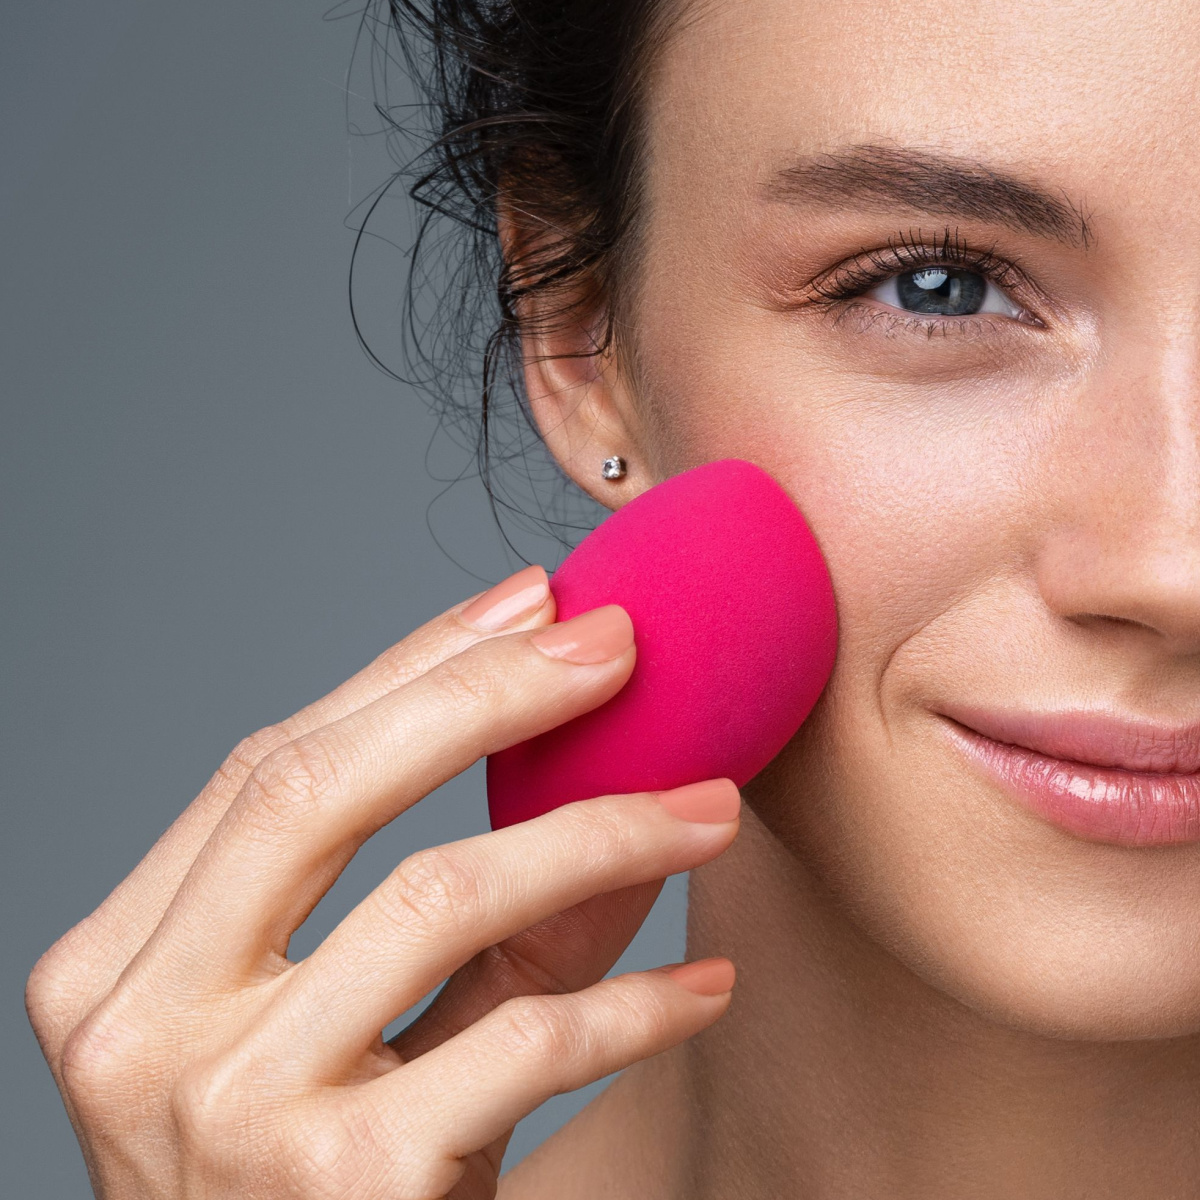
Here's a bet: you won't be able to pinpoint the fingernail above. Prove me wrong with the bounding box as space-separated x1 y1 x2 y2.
655 778 741 824
459 565 550 632
530 605 634 664
663 958 736 996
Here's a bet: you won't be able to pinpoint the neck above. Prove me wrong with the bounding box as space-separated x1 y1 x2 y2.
656 807 1200 1199
502 804 1200 1199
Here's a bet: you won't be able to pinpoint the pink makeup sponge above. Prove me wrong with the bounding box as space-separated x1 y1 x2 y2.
486 458 838 829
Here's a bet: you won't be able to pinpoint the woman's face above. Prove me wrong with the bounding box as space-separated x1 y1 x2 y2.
623 0 1200 1037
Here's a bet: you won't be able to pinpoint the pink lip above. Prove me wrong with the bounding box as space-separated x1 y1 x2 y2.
938 705 1200 846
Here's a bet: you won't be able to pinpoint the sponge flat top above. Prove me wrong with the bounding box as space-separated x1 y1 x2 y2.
487 458 838 828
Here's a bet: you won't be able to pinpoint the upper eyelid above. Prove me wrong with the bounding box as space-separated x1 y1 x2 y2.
813 246 1016 297
799 229 1050 316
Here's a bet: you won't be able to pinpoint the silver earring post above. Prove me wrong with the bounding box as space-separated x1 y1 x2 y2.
601 455 627 481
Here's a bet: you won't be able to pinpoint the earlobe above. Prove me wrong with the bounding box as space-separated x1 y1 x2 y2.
522 337 642 509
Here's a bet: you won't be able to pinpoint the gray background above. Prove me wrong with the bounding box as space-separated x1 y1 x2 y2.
1 3 686 1192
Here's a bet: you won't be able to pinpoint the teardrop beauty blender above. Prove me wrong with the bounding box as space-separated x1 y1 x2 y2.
486 458 838 829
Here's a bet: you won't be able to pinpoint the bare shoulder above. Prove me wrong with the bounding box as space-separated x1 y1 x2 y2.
498 1056 688 1200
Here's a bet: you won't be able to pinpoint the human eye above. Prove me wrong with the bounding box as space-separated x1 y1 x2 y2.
803 228 1043 330
866 265 1022 318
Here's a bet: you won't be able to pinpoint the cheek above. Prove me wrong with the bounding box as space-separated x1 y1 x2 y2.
637 309 1044 684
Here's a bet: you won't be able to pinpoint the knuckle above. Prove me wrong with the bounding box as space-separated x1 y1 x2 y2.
171 1056 252 1157
428 652 505 715
25 940 77 1036
25 920 105 1047
377 847 484 939
284 1111 391 1199
241 735 351 830
558 798 642 872
618 978 675 1044
172 1059 317 1193
283 1100 459 1200
364 634 433 694
493 995 581 1069
58 1003 141 1107
214 724 291 794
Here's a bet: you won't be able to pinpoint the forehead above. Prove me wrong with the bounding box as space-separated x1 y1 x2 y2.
647 0 1200 205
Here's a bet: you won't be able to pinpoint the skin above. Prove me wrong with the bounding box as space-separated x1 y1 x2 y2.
24 0 1200 1197
25 585 744 1198
507 0 1200 1195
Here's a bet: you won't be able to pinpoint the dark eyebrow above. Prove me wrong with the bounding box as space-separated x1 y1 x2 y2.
765 144 1093 248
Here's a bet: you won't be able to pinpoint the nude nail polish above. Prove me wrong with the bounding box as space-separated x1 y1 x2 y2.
530 605 634 664
459 564 550 631
655 778 741 823
663 958 737 996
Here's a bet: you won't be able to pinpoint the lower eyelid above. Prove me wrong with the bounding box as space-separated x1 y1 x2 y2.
826 299 1028 341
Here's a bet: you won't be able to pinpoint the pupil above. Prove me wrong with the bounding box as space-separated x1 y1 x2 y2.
896 267 986 315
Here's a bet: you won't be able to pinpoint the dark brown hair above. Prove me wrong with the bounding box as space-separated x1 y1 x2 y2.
350 0 683 550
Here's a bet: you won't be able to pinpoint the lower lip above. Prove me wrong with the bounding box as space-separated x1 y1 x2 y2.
940 718 1200 847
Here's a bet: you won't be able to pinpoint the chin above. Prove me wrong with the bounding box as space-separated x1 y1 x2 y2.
757 698 1200 1045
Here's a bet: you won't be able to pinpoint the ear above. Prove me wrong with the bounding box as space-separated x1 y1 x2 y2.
499 211 646 510
520 309 645 510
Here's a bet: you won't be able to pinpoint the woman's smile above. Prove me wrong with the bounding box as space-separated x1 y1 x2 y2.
938 705 1200 846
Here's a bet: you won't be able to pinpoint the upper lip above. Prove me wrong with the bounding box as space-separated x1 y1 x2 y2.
938 704 1200 774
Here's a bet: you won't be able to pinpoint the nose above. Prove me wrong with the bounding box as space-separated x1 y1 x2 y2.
1035 327 1200 657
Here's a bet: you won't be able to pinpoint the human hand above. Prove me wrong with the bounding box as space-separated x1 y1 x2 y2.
25 565 740 1198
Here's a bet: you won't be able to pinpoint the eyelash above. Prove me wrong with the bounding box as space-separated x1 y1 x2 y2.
803 227 1043 330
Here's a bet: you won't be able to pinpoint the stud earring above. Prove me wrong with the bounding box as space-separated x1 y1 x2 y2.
601 455 627 481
